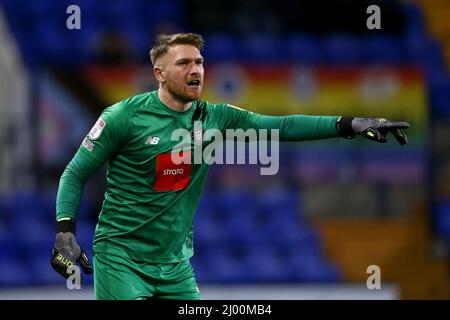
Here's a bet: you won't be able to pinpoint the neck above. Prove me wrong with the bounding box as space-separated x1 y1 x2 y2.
158 87 193 112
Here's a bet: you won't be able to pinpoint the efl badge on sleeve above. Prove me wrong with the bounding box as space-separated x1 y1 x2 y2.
88 117 106 140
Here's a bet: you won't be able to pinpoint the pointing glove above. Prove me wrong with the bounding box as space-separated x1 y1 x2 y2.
336 117 410 145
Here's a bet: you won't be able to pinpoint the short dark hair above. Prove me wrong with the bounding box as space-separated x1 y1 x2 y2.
149 33 205 66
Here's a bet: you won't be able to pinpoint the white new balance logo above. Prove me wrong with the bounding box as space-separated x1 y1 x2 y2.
145 136 160 145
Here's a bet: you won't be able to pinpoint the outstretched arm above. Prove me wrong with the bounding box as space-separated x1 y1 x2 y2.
212 103 409 145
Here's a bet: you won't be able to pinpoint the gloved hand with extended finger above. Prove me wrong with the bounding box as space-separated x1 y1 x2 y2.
336 117 410 145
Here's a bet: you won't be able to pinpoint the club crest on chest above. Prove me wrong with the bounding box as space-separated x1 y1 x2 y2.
191 125 204 145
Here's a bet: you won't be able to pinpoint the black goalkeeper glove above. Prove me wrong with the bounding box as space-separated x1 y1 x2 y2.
336 117 410 145
51 219 93 279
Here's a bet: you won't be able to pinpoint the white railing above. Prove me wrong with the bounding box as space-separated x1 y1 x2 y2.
0 7 32 194
0 283 399 300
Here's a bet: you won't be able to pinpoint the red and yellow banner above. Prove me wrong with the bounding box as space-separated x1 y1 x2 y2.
203 64 427 124
83 63 427 134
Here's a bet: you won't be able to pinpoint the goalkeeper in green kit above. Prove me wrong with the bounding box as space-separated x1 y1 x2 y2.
51 33 410 300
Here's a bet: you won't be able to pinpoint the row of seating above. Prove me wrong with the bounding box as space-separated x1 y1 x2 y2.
0 187 341 286
0 241 341 286
0 1 444 67
7 29 447 66
191 243 341 283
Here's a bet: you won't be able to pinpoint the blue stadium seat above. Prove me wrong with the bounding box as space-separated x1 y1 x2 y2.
285 249 341 283
402 3 426 38
197 192 221 215
429 76 450 118
203 33 239 61
264 218 319 247
0 0 18 12
146 0 181 22
34 24 72 64
12 189 91 223
223 208 263 244
0 224 13 246
68 23 102 64
105 0 139 17
194 213 227 244
404 35 445 68
426 66 450 88
40 192 57 221
21 0 54 18
101 1 147 30
362 35 404 63
435 202 450 238
242 245 289 282
190 254 215 283
321 34 362 64
10 191 46 220
28 255 62 285
256 188 299 216
0 257 32 286
278 225 321 252
0 237 18 262
240 34 282 62
216 188 257 217
118 24 152 59
0 194 8 219
285 33 320 64
14 219 54 249
204 245 248 283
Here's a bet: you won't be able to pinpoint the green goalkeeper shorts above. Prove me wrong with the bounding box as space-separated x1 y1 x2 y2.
93 253 201 300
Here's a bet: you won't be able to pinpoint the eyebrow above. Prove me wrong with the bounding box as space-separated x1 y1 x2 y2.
175 57 204 64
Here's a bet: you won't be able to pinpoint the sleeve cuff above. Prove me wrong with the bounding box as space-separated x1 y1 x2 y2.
336 116 355 139
56 219 76 234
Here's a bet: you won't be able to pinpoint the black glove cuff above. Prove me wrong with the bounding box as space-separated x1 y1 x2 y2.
56 219 76 235
336 117 355 139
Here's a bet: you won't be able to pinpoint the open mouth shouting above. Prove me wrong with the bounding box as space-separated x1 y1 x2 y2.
187 79 201 89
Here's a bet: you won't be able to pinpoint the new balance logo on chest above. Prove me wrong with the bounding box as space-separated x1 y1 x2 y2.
145 136 160 145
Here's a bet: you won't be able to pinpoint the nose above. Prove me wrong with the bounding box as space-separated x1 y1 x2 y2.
190 62 201 75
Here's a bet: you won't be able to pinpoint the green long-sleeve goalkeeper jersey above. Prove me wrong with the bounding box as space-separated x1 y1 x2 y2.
56 90 340 263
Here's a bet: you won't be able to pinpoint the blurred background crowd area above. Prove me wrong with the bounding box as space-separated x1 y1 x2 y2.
0 0 449 299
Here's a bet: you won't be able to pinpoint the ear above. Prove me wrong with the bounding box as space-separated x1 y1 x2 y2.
154 66 165 83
